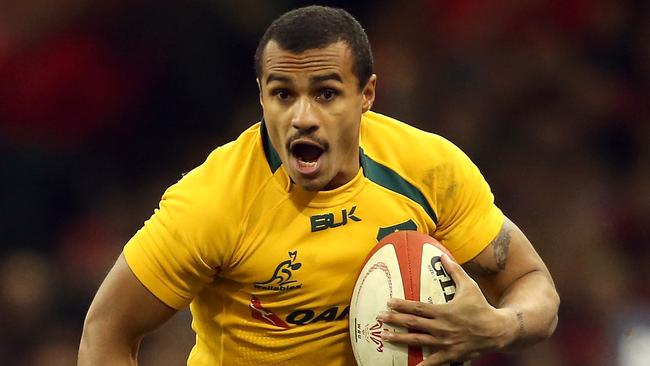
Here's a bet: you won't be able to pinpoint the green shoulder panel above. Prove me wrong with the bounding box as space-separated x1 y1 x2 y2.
360 148 438 225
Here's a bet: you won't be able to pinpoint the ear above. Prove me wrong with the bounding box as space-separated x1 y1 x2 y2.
256 78 264 108
361 74 377 113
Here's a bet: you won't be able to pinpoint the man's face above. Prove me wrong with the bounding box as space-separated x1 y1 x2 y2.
258 41 376 191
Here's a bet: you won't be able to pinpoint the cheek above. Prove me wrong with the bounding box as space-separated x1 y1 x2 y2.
264 107 293 130
263 106 288 130
334 118 360 149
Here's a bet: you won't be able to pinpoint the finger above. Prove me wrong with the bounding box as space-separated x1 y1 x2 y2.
441 253 473 289
380 329 447 347
418 351 476 366
381 329 452 347
416 352 448 366
416 351 461 366
387 298 444 318
377 310 441 333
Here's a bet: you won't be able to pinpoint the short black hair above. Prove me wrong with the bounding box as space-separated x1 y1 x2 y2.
254 5 373 90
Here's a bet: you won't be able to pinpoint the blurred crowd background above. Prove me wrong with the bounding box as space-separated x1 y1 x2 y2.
1 0 648 365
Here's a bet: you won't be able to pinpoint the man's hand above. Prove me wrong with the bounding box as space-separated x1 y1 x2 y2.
377 254 516 366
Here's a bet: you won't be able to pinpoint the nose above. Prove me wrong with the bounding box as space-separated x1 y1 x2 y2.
291 97 320 132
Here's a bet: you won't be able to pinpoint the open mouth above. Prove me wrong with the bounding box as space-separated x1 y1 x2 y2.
289 139 326 176
291 141 323 164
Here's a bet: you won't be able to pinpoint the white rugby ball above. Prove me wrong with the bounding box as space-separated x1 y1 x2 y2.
349 230 470 366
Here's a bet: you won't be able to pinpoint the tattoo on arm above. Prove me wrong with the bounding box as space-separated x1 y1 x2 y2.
516 311 526 338
494 227 511 271
462 259 496 276
462 224 512 276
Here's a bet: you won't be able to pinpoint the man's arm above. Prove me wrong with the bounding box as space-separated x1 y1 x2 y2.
78 254 178 366
462 216 559 349
378 217 560 365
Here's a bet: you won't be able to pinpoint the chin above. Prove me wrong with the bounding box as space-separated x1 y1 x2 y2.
291 174 328 191
296 179 326 192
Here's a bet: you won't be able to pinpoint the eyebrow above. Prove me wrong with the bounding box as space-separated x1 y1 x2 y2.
311 73 343 84
266 74 292 85
265 72 343 85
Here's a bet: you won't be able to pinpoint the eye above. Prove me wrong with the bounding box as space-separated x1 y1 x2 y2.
272 89 291 101
318 88 338 102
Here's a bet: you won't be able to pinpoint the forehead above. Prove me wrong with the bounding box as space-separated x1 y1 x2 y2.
261 41 356 82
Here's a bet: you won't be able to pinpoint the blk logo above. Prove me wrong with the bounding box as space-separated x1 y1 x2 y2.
311 206 361 232
254 251 302 291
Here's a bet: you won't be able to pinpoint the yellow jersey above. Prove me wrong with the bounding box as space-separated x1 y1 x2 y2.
123 110 504 365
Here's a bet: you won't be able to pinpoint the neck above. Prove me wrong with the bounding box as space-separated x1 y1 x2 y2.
323 148 361 190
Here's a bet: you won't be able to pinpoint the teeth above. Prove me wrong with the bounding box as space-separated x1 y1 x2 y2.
298 159 317 167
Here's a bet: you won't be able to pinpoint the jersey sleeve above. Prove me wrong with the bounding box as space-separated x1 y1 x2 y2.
429 138 504 264
123 148 240 309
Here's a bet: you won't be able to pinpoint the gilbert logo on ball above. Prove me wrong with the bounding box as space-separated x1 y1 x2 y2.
349 230 470 366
